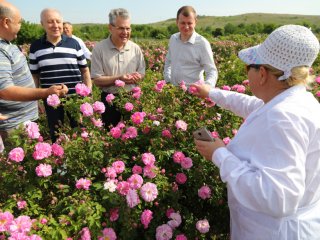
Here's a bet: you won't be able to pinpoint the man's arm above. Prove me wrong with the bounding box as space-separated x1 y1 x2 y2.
201 40 218 87
0 85 68 101
163 48 172 83
80 67 92 89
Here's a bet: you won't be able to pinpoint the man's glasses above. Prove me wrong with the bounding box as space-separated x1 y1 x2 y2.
111 24 131 32
245 64 261 74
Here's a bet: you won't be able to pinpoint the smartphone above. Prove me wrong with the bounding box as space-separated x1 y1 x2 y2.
193 127 215 142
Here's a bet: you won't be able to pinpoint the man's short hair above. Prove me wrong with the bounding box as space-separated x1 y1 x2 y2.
108 8 130 25
176 6 197 19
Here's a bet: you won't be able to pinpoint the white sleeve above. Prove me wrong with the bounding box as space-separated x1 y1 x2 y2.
201 40 218 87
209 88 263 118
213 114 306 218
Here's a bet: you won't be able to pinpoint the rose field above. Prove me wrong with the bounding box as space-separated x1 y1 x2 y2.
1 35 320 240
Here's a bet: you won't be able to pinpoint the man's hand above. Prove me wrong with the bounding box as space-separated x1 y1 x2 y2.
47 84 69 97
0 113 8 121
121 72 142 84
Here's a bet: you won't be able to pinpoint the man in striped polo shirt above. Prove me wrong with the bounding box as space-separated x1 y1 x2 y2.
0 1 68 152
29 8 92 143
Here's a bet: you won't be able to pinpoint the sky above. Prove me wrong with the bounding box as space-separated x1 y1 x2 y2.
9 0 320 24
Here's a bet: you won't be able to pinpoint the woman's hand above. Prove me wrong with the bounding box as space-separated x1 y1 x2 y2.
194 138 226 161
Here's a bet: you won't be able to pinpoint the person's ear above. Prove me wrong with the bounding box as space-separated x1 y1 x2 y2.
259 66 269 85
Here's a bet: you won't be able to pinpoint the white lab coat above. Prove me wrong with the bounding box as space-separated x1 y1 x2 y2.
209 85 320 240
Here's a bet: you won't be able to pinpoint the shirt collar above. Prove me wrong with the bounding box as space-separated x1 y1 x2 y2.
107 36 130 51
177 31 197 44
41 34 66 45
0 38 10 44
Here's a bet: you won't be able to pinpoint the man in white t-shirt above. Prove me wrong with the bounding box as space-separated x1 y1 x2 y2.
63 22 92 60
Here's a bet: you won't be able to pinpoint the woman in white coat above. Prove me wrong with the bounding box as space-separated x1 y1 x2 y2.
193 25 320 240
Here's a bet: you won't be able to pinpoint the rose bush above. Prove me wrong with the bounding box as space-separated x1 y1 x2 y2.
1 37 319 240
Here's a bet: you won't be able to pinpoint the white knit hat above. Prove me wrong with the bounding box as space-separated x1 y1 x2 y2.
238 25 320 80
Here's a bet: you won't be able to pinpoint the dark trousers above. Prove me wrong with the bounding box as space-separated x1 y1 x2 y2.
44 101 78 143
101 92 122 129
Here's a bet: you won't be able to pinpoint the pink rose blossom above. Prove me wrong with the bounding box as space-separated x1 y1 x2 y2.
91 118 103 128
242 79 249 85
51 143 64 157
179 81 187 92
132 165 143 174
140 182 158 202
92 101 105 114
127 174 144 189
98 228 117 240
80 103 94 117
316 91 320 97
106 93 115 104
124 126 138 139
116 181 130 195
40 218 47 225
211 131 219 138
29 234 43 240
115 79 125 87
112 160 125 174
17 200 27 210
81 131 89 139
180 157 193 169
156 107 163 114
132 87 142 99
33 142 52 160
124 102 134 111
46 94 60 107
154 80 166 92
131 112 146 125
105 167 117 179
109 208 119 222
198 185 212 200
116 122 126 129
315 76 320 84
8 147 25 162
156 224 173 240
80 227 91 240
162 129 172 138
223 137 231 145
25 122 40 139
176 234 187 240
126 189 140 208
168 212 182 229
166 208 175 218
35 164 52 177
175 120 187 131
75 83 91 96
76 178 91 190
141 209 153 229
110 127 122 139
143 165 157 179
0 211 14 232
173 151 185 164
176 173 187 184
188 85 198 94
9 215 32 234
142 152 156 166
221 85 231 91
196 219 210 234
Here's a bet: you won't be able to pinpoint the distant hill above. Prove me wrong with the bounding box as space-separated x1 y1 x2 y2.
148 13 320 29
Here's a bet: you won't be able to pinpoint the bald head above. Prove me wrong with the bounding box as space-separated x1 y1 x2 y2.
0 1 22 41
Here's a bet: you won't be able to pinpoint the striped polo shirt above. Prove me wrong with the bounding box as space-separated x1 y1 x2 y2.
0 39 38 131
29 35 87 94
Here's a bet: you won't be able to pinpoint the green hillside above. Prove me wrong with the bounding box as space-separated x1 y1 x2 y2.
149 13 320 29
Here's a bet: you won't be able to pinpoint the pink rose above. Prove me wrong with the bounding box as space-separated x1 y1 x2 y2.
80 103 93 117
176 173 187 184
98 228 117 240
175 120 187 131
198 185 212 200
52 143 64 157
124 102 134 111
92 101 105 114
161 129 172 138
156 224 173 240
115 79 125 87
112 160 125 174
35 164 52 177
76 178 91 190
131 112 146 125
196 219 210 234
17 200 27 210
105 93 115 104
126 189 140 208
25 122 40 139
141 209 153 229
33 142 52 160
75 83 91 96
8 147 25 162
173 151 185 164
140 182 158 202
180 157 193 169
47 94 60 107
141 152 156 166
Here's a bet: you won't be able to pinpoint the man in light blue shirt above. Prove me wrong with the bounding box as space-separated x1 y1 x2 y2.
164 6 218 87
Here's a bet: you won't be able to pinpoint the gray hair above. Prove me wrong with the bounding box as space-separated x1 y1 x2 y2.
0 3 14 19
40 8 62 23
108 8 130 25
